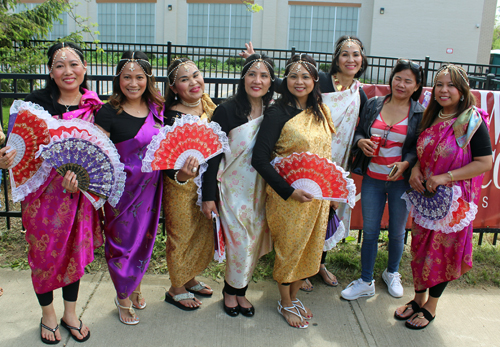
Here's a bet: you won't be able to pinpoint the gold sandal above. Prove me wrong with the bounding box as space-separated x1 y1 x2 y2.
131 291 147 309
114 297 139 325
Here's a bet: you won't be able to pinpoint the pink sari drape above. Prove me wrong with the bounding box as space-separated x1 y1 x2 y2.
22 89 104 294
411 107 489 291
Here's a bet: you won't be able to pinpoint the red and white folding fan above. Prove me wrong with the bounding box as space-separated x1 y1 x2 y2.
141 114 229 172
272 152 356 208
212 212 226 263
6 100 59 202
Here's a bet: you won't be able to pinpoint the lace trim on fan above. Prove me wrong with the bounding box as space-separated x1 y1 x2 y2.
324 220 345 251
271 152 357 208
142 114 230 172
82 191 106 210
35 118 126 208
11 100 61 129
194 161 209 209
401 185 476 233
10 161 53 202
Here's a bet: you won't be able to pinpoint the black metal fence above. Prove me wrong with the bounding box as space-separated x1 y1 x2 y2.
7 40 500 90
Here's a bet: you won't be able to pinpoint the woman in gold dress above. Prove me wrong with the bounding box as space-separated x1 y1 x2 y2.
162 58 216 310
252 54 336 329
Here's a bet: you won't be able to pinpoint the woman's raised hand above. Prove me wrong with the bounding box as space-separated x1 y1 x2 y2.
0 146 16 169
238 42 255 59
62 171 79 193
290 189 314 203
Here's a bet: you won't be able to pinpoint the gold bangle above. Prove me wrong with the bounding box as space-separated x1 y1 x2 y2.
447 171 454 182
174 170 189 185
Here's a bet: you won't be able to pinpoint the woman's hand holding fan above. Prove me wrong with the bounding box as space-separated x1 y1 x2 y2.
272 152 356 208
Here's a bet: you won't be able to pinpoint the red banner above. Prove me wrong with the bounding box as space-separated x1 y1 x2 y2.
350 85 500 230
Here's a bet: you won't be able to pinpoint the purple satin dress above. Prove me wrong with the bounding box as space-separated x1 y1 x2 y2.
104 108 163 299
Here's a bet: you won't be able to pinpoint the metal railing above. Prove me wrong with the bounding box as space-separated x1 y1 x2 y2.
6 40 500 90
1 73 499 245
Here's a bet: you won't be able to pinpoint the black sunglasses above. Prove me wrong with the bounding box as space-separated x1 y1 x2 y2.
397 59 421 70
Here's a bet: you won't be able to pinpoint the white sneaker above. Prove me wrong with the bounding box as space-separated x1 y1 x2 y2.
382 269 403 298
341 278 375 300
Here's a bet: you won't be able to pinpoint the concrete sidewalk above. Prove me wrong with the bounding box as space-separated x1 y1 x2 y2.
1 267 499 347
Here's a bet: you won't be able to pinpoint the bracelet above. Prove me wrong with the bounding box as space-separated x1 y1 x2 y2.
174 170 189 185
447 171 454 182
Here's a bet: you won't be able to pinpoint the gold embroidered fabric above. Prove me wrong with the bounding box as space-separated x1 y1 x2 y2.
267 105 335 283
164 99 215 287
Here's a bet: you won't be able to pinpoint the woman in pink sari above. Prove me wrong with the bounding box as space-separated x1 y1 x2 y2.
395 64 492 329
0 42 103 344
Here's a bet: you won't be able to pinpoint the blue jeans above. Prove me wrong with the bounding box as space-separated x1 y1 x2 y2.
360 175 410 282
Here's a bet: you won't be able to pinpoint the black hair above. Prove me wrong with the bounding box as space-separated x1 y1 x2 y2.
277 54 323 121
45 42 88 112
329 35 367 79
224 54 275 121
108 50 164 114
165 57 194 110
387 59 425 102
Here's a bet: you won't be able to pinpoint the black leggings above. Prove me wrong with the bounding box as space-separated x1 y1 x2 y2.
36 280 80 307
415 281 449 298
223 280 248 296
321 251 327 264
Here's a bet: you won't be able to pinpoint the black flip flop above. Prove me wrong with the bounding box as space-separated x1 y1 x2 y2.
394 300 420 320
405 308 435 330
60 318 90 343
40 319 60 345
164 292 200 311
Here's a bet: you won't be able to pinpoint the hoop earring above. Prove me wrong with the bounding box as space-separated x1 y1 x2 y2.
460 95 464 101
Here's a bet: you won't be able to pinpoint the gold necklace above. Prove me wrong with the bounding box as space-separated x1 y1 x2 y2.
60 93 81 112
438 110 456 119
180 98 201 108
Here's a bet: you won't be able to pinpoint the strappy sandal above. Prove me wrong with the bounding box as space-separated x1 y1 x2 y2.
60 318 90 342
292 299 312 319
114 297 140 325
394 300 420 320
186 281 213 297
405 308 435 330
319 267 339 287
40 319 60 345
132 290 147 310
299 278 314 292
277 300 308 329
165 292 200 311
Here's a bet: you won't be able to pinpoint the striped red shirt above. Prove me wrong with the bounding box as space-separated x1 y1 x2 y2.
367 113 408 181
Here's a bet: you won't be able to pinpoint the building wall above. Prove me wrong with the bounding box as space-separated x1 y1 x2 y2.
370 0 495 63
22 0 497 64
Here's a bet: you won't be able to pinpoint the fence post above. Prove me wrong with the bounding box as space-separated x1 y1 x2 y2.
291 46 296 57
424 56 430 86
167 41 172 66
486 73 495 90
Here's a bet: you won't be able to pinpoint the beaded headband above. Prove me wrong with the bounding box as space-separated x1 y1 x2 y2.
49 42 86 73
167 59 197 86
284 54 319 82
334 36 363 57
433 64 469 86
241 55 275 81
115 52 153 77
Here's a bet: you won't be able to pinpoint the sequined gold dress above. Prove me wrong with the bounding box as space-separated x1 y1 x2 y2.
253 103 335 284
163 94 217 287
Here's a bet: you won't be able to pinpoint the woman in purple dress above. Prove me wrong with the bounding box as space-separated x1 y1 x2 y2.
95 51 164 325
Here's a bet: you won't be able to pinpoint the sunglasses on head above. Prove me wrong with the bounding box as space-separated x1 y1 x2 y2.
397 59 421 70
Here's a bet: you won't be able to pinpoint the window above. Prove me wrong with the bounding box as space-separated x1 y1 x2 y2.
15 3 68 40
188 3 252 47
288 4 359 52
97 3 155 44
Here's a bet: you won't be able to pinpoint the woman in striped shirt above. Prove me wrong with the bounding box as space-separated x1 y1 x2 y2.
341 59 425 301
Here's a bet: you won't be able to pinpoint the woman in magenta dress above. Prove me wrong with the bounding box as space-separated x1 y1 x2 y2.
395 64 492 329
0 42 103 344
95 51 164 325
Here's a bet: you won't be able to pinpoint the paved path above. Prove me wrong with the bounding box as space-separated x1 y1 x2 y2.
1 268 499 346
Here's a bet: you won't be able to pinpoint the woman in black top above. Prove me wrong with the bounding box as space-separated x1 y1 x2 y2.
202 54 276 317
